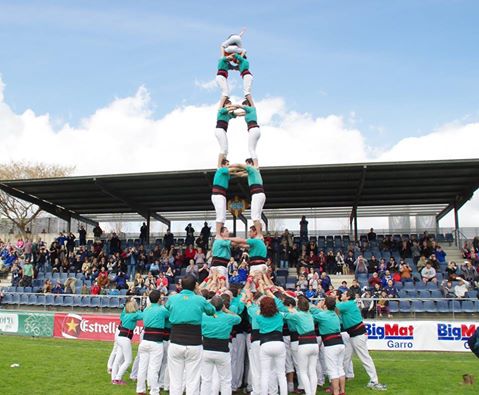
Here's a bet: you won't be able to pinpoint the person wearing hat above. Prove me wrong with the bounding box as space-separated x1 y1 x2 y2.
165 275 216 395
200 295 241 395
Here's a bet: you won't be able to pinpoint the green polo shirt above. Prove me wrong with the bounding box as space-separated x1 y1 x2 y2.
201 311 241 339
217 107 235 123
243 106 257 123
283 310 315 335
246 165 263 186
336 300 363 330
120 309 143 331
213 167 230 189
217 57 229 71
234 54 249 73
165 289 215 325
23 263 33 277
246 238 267 258
212 238 231 260
142 304 169 329
311 309 341 335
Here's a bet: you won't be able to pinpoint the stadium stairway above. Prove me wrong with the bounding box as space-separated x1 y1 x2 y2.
286 268 354 290
442 245 463 264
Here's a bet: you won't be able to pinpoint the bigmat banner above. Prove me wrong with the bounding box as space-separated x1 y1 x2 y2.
0 310 54 337
364 320 477 352
53 312 143 342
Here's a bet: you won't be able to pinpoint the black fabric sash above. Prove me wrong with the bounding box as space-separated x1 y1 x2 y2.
203 337 230 353
260 330 283 345
322 333 344 347
298 331 317 345
170 324 202 346
346 322 366 338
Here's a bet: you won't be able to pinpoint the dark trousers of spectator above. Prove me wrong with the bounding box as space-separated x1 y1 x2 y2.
22 276 32 287
300 231 308 244
361 308 375 319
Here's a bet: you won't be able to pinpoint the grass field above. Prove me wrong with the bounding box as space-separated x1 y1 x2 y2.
0 335 477 395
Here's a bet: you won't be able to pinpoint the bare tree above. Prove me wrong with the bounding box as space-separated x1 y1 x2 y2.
0 161 74 237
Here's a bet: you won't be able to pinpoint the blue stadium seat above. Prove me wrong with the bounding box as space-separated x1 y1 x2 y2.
60 273 68 281
415 282 426 290
52 273 60 280
437 300 449 313
119 289 128 296
28 294 37 305
24 287 32 293
285 283 296 290
11 293 20 305
6 286 15 292
35 295 46 306
90 297 101 308
75 286 82 294
411 301 424 312
398 290 408 299
423 301 437 313
466 290 478 299
286 276 297 284
53 296 64 306
445 233 454 243
389 301 399 313
426 282 438 290
403 282 414 290
83 280 92 286
405 290 418 297
449 300 461 313
37 272 45 280
16 286 24 293
63 296 73 307
76 273 84 280
276 269 288 277
81 296 91 307
3 293 13 304
395 282 403 290
435 273 443 283
72 296 82 307
109 298 120 308
418 290 431 298
20 294 29 305
430 290 443 299
100 297 110 308
399 301 411 313
462 301 475 313
32 279 43 287
45 294 55 306
119 297 126 308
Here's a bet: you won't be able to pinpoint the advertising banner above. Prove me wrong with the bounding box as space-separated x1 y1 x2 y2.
53 312 143 342
365 320 477 352
0 310 54 337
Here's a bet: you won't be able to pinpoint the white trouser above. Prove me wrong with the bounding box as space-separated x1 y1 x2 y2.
297 343 319 395
232 333 247 389
251 192 266 222
283 336 294 374
249 264 267 275
215 128 228 156
107 328 120 371
222 34 243 51
317 338 326 385
216 75 229 97
112 336 132 381
260 341 287 395
130 353 139 379
243 74 253 97
341 332 355 378
168 343 202 395
137 340 164 395
201 350 232 395
324 344 345 380
211 194 227 224
290 340 304 390
349 333 378 383
158 340 169 389
248 127 261 160
250 340 262 395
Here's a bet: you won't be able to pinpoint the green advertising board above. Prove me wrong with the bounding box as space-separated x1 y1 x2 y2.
0 310 54 337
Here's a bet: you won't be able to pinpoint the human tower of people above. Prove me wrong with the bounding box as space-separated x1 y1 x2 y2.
108 31 387 395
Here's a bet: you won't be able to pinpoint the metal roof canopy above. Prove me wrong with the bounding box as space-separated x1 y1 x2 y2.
0 159 478 227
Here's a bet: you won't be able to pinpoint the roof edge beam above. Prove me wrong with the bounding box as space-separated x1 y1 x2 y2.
0 183 98 226
436 192 473 222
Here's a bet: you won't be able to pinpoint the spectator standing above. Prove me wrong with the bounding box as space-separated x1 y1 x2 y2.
399 261 413 282
435 245 447 263
279 241 290 269
109 233 122 255
200 222 211 248
299 216 308 243
78 225 87 246
126 247 138 279
140 222 148 245
23 239 32 261
22 260 34 287
164 229 174 251
185 223 195 246
93 224 103 240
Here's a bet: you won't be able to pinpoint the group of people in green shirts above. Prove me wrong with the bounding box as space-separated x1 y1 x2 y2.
111 272 387 395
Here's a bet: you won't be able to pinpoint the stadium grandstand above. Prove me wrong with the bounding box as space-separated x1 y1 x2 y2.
0 158 479 316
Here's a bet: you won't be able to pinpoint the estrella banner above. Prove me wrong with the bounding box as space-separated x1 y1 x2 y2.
0 310 54 337
364 320 477 352
53 312 143 342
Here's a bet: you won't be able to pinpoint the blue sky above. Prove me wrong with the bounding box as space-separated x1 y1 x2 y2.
0 0 478 147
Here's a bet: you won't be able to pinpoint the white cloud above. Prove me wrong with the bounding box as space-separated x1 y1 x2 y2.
0 76 477 227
